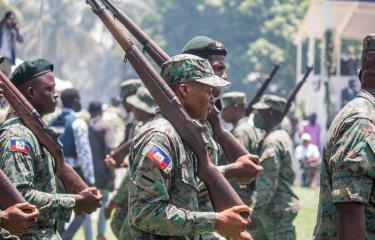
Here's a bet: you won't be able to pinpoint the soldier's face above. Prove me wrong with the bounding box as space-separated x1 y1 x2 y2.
179 82 215 120
221 105 236 123
208 55 228 97
28 72 58 116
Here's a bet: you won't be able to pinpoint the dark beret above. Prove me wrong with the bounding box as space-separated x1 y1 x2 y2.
181 36 227 57
10 59 54 86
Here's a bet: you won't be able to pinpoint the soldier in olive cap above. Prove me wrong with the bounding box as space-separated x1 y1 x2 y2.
313 34 375 240
250 95 299 240
221 91 262 206
182 37 262 240
0 59 101 239
108 87 157 240
128 54 252 240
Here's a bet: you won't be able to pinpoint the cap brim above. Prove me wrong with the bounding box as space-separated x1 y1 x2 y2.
195 75 230 87
126 95 156 114
252 102 271 110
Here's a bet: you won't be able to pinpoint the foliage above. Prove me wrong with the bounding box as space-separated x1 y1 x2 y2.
140 0 308 99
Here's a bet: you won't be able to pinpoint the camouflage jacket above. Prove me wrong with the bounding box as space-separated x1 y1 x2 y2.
230 117 262 206
313 90 375 240
252 125 299 216
128 113 216 239
0 117 75 239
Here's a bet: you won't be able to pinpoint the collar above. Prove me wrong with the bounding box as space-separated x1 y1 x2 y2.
358 89 375 108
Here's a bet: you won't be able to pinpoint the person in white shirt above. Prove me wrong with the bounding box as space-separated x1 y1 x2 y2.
295 133 320 188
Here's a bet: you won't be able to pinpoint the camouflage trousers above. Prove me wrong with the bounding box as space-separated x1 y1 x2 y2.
249 211 297 240
110 207 127 239
1 228 60 240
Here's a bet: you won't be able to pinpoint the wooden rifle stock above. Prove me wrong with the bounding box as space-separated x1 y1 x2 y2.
0 169 26 209
110 140 132 166
0 71 88 194
100 0 169 66
282 66 314 118
246 64 280 116
100 0 256 165
86 0 249 216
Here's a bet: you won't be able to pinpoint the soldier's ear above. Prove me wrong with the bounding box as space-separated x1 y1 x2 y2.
357 69 362 82
179 84 189 98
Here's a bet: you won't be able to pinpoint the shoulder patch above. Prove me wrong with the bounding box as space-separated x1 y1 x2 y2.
10 140 30 153
146 145 172 172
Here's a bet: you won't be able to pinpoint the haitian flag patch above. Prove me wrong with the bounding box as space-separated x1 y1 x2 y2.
10 140 30 153
147 145 172 172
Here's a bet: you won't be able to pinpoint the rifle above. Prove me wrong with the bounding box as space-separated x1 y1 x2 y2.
282 66 314 118
0 70 88 194
86 0 250 217
246 64 280 115
100 0 259 172
0 169 26 209
109 140 131 166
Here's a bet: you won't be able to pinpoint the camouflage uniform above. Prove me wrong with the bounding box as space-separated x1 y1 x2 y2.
313 90 375 239
112 87 158 239
0 117 75 239
128 54 229 239
250 95 299 240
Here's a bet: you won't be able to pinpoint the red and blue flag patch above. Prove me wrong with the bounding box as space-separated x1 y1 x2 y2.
147 145 172 172
10 140 30 153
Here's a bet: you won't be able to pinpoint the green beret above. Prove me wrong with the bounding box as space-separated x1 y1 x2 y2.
120 79 142 98
222 91 246 108
11 59 54 86
160 54 229 87
252 94 287 114
126 86 157 114
181 36 227 57
362 34 375 53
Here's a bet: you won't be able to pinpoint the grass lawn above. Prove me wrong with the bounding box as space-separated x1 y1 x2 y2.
74 186 320 239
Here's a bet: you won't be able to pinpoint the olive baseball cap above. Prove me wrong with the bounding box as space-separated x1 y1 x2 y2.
181 36 227 57
126 86 157 114
120 79 142 98
252 94 287 114
222 91 246 108
160 54 230 87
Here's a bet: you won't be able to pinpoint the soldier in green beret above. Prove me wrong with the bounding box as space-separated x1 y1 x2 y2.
313 34 375 240
0 59 101 239
249 95 299 240
128 54 251 239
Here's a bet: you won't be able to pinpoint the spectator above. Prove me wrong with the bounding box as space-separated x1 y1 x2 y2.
341 78 359 107
295 133 320 188
88 101 116 240
50 88 94 240
303 113 321 149
0 11 23 77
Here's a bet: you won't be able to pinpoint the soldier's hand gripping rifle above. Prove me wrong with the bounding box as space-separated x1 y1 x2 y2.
99 0 261 182
282 66 314 118
108 140 131 167
86 0 251 218
246 64 280 115
0 70 88 194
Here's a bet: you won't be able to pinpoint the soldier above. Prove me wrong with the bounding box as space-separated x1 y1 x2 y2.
221 91 262 207
181 36 262 240
128 54 251 240
250 95 299 240
106 87 157 239
313 34 375 240
0 59 101 239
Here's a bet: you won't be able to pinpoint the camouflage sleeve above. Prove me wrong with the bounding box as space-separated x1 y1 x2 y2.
253 143 280 210
331 119 375 204
0 136 75 222
111 172 130 205
128 132 216 236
